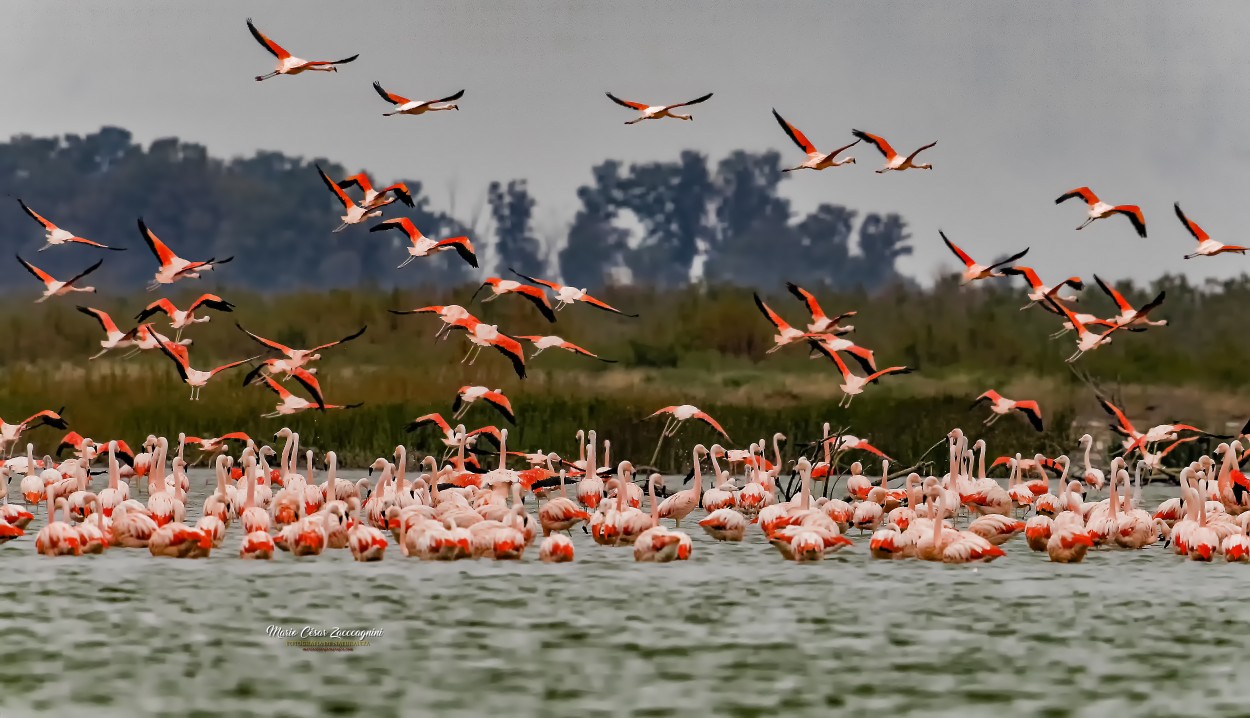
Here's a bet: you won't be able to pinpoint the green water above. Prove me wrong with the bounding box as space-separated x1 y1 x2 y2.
1 473 1247 717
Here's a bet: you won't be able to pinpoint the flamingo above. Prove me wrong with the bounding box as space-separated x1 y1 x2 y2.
373 82 464 116
539 533 574 562
453 386 515 424
135 294 235 339
752 292 822 353
509 269 637 316
1091 276 1169 331
247 18 358 81
75 306 138 359
514 335 615 363
605 91 713 123
824 350 912 407
237 323 366 381
35 495 81 556
633 473 685 563
153 340 258 400
1001 265 1083 309
335 172 416 210
771 109 859 171
851 129 937 172
137 218 232 290
317 164 393 232
971 390 1044 431
17 199 124 251
369 217 478 268
940 231 1029 285
656 445 706 528
15 255 102 303
1173 203 1247 259
388 304 476 339
1044 295 1121 363
1078 435 1106 491
1055 186 1146 237
255 372 360 418
469 278 557 322
455 322 528 379
784 282 856 334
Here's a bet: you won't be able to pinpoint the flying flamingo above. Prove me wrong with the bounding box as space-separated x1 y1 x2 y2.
369 217 478 268
971 390 1044 432
469 278 557 322
454 322 528 379
373 82 464 116
1001 265 1083 309
335 172 415 210
247 18 358 81
785 282 856 334
15 255 102 303
134 294 235 340
771 109 859 171
851 129 937 173
1092 276 1168 331
1055 186 1146 237
138 218 232 291
387 304 475 338
940 231 1029 285
1043 296 1121 362
255 371 360 418
514 335 615 362
75 306 138 359
453 386 515 424
510 269 637 316
236 323 366 381
806 334 878 375
752 292 823 353
154 340 258 400
17 199 124 251
605 91 713 123
824 350 912 407
1173 203 1247 259
317 164 393 232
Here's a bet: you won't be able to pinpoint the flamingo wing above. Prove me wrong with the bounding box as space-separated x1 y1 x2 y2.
851 129 897 159
76 306 120 334
154 339 192 383
482 392 516 424
784 282 826 322
752 292 793 332
692 411 730 439
17 198 57 231
558 340 616 363
1173 203 1209 243
258 375 293 400
316 164 354 209
435 89 465 103
372 81 412 105
1055 186 1100 206
939 230 977 268
235 323 294 355
579 292 637 317
971 390 1002 408
15 254 56 285
772 109 817 155
865 366 913 385
208 356 261 378
369 217 418 239
137 218 178 268
1092 275 1135 314
1000 265 1042 288
188 294 236 313
1096 396 1136 435
336 172 375 193
246 18 291 59
434 236 479 268
1014 401 1045 432
514 286 557 323
605 92 649 111
666 92 713 110
310 325 367 352
509 268 563 292
135 298 178 322
1110 205 1147 238
290 368 327 409
61 258 104 287
406 413 452 436
987 247 1030 271
382 183 415 207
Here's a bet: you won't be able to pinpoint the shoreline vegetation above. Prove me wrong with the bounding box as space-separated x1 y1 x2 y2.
1 277 1245 471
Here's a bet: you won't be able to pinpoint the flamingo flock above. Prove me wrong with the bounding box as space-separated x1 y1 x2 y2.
3 14 1245 572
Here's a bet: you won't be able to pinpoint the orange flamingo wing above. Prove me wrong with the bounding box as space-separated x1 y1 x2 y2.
246 18 291 59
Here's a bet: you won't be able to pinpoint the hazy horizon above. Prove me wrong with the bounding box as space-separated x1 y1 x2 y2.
3 1 1248 286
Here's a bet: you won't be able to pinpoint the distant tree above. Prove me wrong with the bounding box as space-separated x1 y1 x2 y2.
794 203 857 286
854 212 912 290
615 151 712 288
560 161 629 287
488 179 544 276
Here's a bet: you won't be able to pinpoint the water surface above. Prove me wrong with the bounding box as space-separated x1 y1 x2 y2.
1 472 1246 717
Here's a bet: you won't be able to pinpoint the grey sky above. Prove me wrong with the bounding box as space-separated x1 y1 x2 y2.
2 1 1247 285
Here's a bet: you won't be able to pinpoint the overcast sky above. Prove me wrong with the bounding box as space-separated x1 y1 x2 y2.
2 1 1247 285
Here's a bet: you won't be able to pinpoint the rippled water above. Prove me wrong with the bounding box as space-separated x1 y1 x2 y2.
2 471 1248 717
